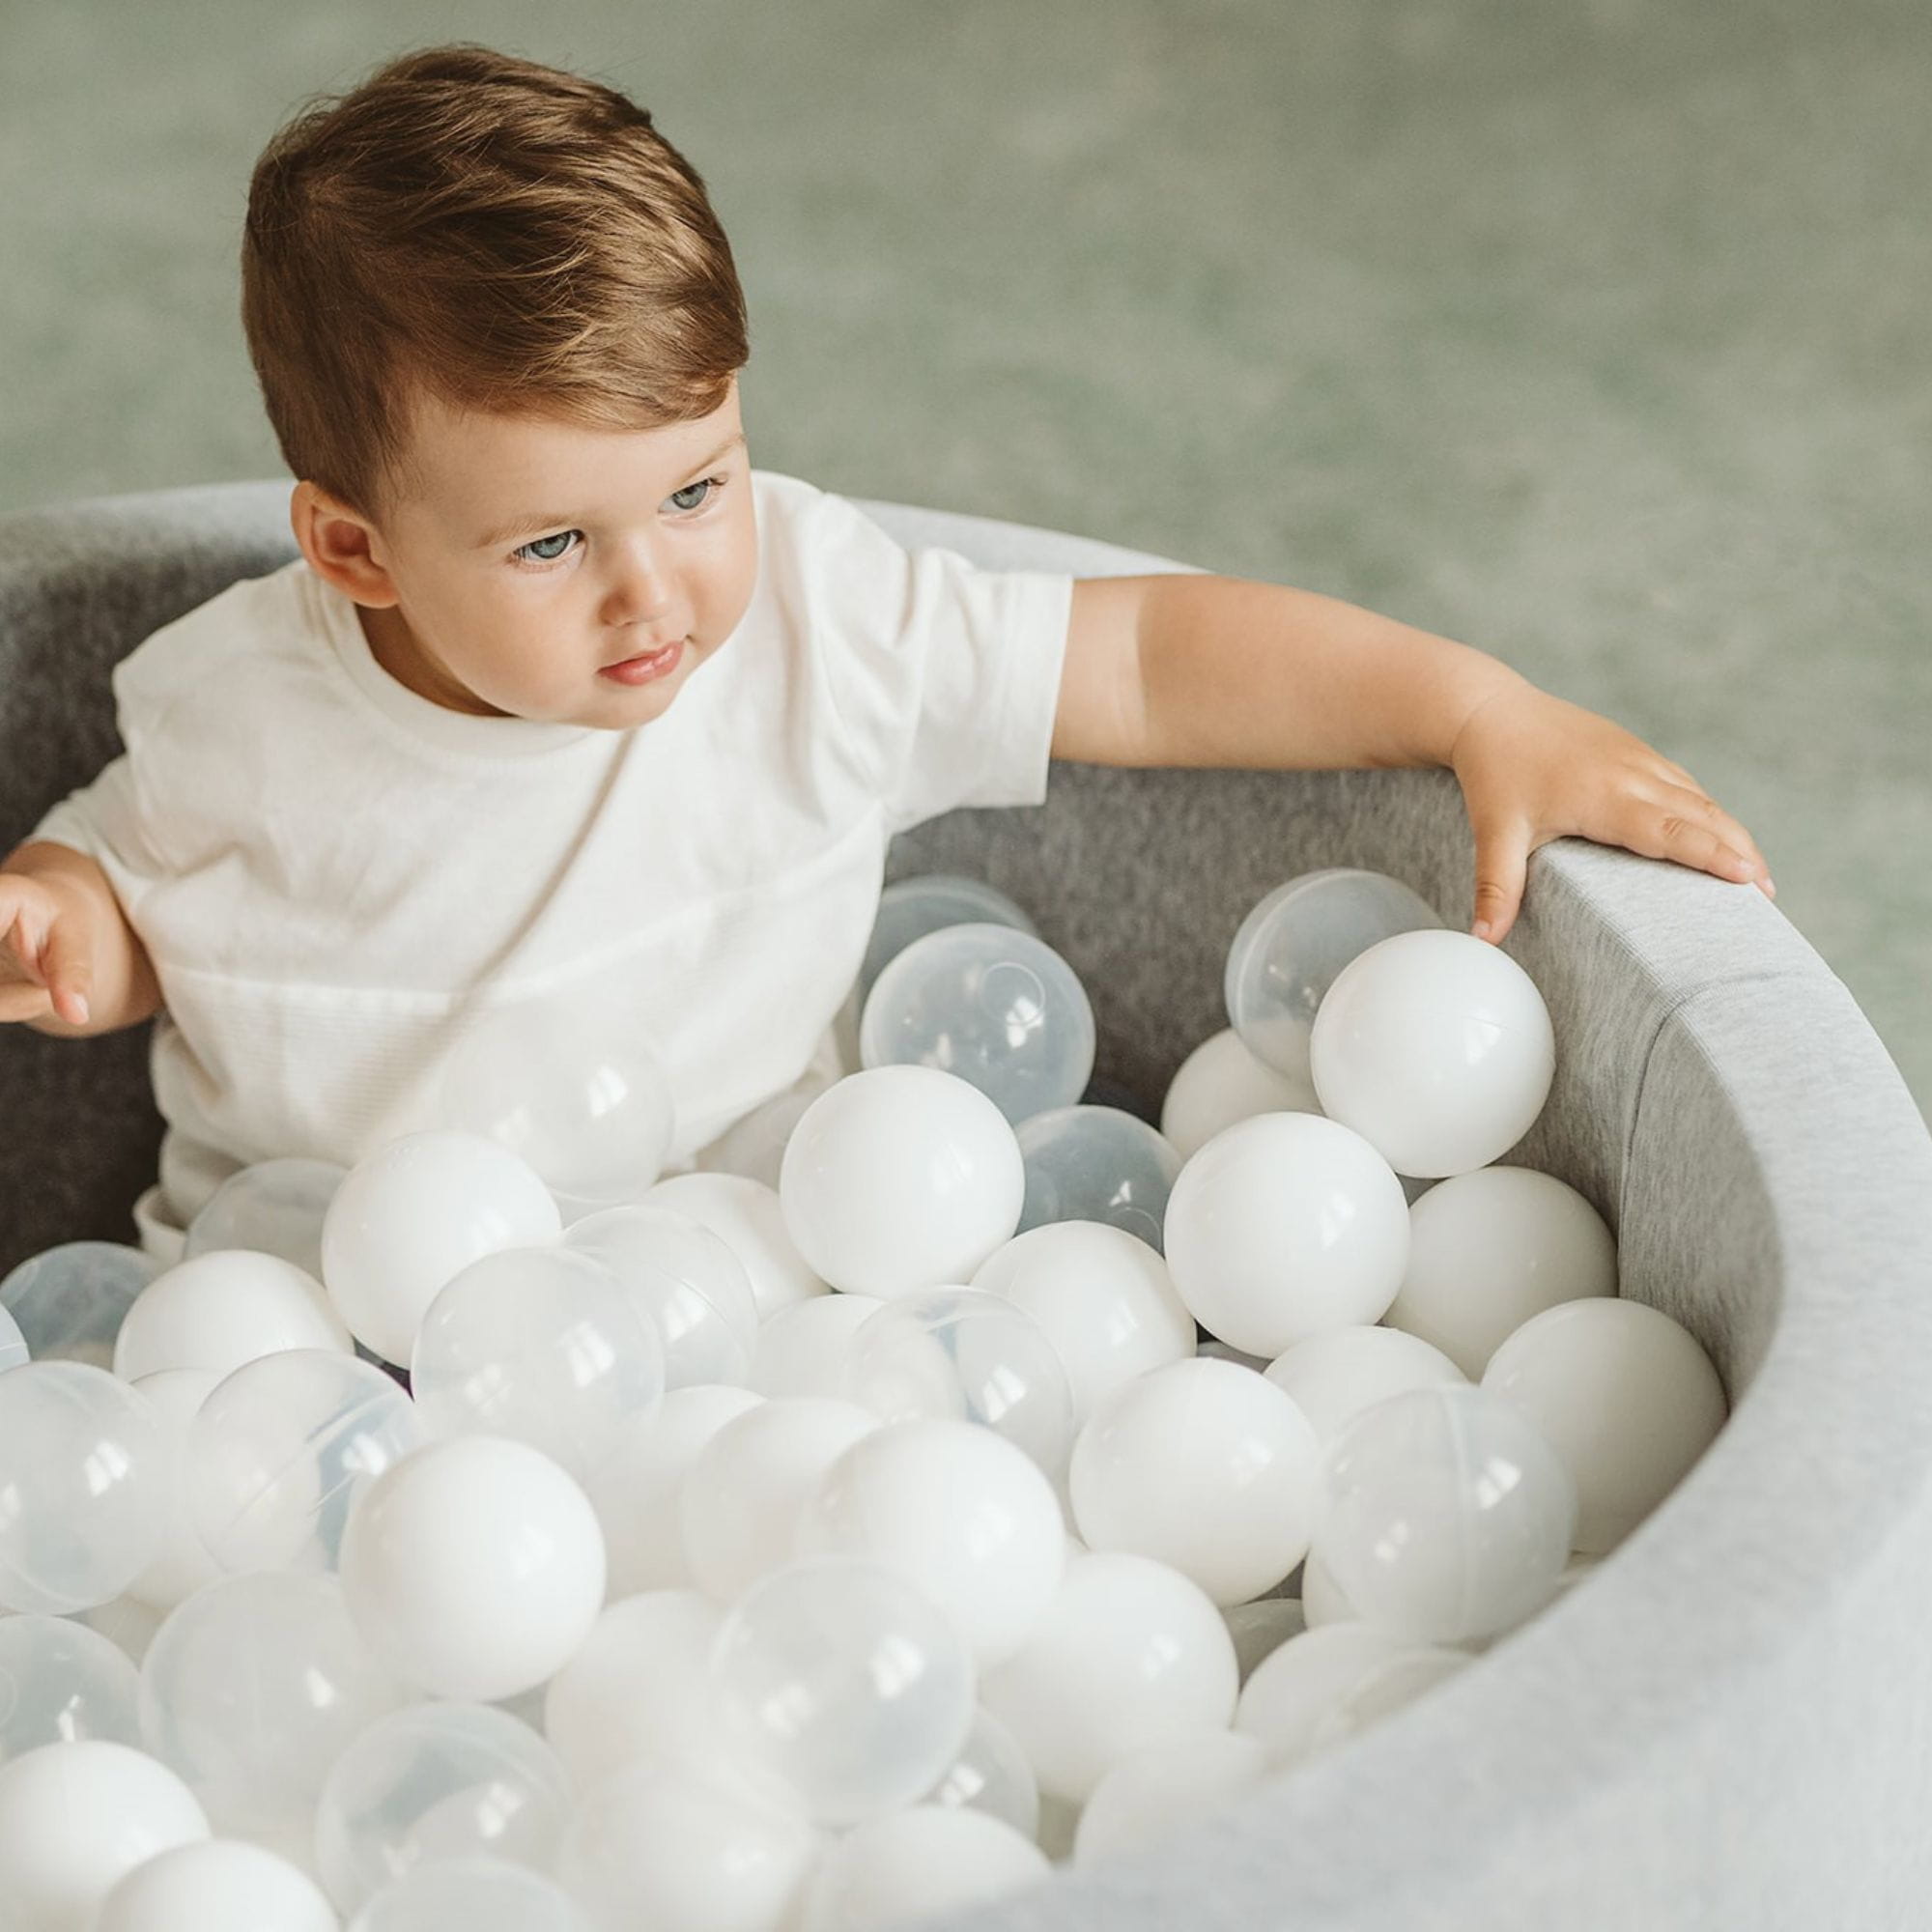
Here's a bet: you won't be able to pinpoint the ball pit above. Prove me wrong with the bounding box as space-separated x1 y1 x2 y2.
2 485 1931 1930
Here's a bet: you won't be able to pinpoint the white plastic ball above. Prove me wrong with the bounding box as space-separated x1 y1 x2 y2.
349 1855 589 1932
1162 1112 1410 1355
321 1132 562 1367
642 1172 830 1318
751 1293 883 1399
1314 1384 1577 1644
339 1436 606 1702
1068 1357 1321 1606
1225 867 1444 1081
799 1804 1050 1932
1300 1643 1471 1760
564 1202 759 1388
679 1397 880 1604
0 1738 209 1932
94 1836 337 1932
0 1240 160 1369
859 923 1095 1126
0 1362 167 1613
924 1704 1039 1839
841 1286 1075 1477
0 1614 142 1763
0 1303 26 1373
66 1596 166 1668
186 1350 426 1577
113 1249 352 1383
1263 1324 1468 1446
803 1418 1065 1664
1012 1104 1182 1252
139 1570 406 1843
411 1244 664 1481
184 1157 349 1282
779 1066 1025 1297
1385 1164 1618 1376
1482 1295 1728 1554
543 1589 726 1789
1309 927 1556 1178
431 998 675 1220
979 1550 1238 1804
1073 1727 1268 1867
710 1555 977 1828
314 1699 572 1916
971 1220 1196 1424
559 1755 822 1932
1234 1620 1418 1762
1160 1025 1321 1162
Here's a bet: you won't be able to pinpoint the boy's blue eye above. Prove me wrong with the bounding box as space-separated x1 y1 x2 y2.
509 474 727 566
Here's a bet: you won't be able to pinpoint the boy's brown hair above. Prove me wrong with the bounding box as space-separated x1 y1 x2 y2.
241 43 749 523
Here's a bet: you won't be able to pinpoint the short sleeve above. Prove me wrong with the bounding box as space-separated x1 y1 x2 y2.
26 751 170 923
805 488 1074 838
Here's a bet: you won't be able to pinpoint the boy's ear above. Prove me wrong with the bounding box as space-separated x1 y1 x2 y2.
290 479 402 609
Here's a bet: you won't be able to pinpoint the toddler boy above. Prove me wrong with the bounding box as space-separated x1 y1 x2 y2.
0 44 1772 1265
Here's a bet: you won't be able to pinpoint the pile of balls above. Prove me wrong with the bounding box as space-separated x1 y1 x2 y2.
0 868 1730 1932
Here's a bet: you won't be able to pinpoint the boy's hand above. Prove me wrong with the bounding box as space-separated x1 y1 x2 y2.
0 872 94 1026
1447 683 1775 948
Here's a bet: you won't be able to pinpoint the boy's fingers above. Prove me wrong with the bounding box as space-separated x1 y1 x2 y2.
1469 820 1530 944
0 980 56 1023
1657 786 1769 881
40 919 92 1025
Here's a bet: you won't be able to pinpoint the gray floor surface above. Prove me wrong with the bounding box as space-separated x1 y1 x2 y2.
3 0 1926 1117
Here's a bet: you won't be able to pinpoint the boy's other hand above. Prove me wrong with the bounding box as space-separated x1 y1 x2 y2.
0 872 94 1025
1447 685 1775 949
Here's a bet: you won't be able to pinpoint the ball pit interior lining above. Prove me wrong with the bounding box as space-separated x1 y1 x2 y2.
3 480 1931 1927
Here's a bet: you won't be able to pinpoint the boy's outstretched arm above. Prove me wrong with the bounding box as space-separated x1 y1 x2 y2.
1051 574 1774 948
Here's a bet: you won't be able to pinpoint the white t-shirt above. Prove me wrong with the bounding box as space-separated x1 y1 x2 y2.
32 468 1074 1264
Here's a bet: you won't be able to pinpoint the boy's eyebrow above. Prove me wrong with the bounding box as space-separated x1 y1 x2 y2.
470 432 748 549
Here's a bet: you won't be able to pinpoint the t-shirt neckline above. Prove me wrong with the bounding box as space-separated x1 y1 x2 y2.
310 566 602 760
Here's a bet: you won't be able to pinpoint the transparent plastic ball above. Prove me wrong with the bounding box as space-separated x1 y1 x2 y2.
0 1361 168 1613
337 1435 606 1704
751 1293 885 1400
1313 1384 1577 1645
430 998 676 1222
94 1837 338 1932
709 1554 977 1828
0 1739 210 1931
112 1248 353 1385
564 1202 758 1390
857 874 1040 1009
186 1349 428 1576
349 1855 592 1932
971 1221 1196 1426
1224 867 1444 1082
580 1385 763 1598
1162 1111 1410 1357
315 1700 573 1917
1232 1620 1416 1762
321 1131 564 1368
859 923 1095 1126
124 1368 225 1612
1308 927 1556 1179
411 1244 665 1483
1013 1105 1183 1252
643 1171 831 1317
0 1304 25 1374
924 1704 1039 1840
559 1754 823 1932
1160 1025 1321 1162
140 1570 408 1844
979 1550 1238 1805
842 1287 1076 1479
184 1157 350 1281
0 1240 162 1369
779 1066 1025 1298
798 1804 1049 1932
0 1613 142 1764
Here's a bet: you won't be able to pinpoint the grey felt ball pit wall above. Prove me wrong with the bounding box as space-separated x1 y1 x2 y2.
4 481 1932 1929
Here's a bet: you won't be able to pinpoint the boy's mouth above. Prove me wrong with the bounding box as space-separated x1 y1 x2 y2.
598 638 686 685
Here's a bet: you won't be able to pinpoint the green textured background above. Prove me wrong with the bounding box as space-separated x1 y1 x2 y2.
3 2 1925 1115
